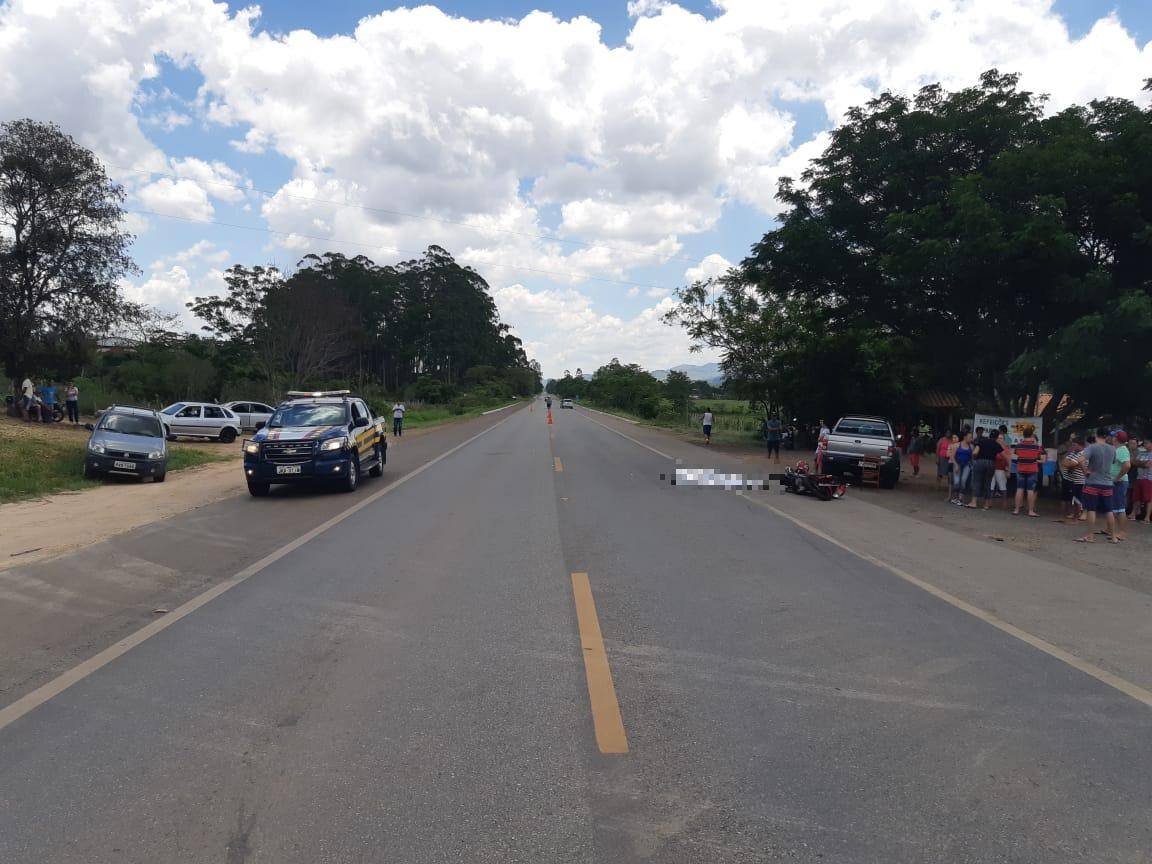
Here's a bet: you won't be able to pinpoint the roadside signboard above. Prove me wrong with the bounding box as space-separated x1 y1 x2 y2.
972 414 1043 448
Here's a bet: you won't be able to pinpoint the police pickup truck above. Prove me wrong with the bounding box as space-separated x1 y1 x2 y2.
242 390 387 497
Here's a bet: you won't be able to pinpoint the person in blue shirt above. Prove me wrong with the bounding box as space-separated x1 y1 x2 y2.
39 380 57 422
763 414 783 463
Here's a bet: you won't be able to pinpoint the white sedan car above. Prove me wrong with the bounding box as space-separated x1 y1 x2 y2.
160 402 242 443
222 400 276 430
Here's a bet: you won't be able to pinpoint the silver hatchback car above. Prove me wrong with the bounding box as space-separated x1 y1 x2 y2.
84 405 169 482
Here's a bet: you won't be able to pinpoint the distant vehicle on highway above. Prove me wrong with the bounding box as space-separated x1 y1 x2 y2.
560 398 574 409
821 415 901 488
242 390 386 497
160 402 242 443
222 400 276 430
83 405 168 482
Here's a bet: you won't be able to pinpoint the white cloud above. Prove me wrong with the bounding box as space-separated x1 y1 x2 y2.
3 0 1151 370
171 157 248 203
153 240 231 269
626 286 640 298
491 282 717 378
147 109 192 132
125 264 191 308
627 0 670 17
136 177 213 221
685 253 733 285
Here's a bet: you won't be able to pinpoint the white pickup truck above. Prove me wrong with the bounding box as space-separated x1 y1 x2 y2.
821 415 901 488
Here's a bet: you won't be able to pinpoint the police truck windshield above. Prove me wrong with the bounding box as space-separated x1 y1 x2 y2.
268 404 348 428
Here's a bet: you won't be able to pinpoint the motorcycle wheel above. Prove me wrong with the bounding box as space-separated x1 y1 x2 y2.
815 485 833 501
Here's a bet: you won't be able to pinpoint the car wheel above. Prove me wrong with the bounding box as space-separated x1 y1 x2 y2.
368 444 384 477
219 426 238 444
247 481 270 497
83 463 98 480
341 457 359 492
153 471 166 483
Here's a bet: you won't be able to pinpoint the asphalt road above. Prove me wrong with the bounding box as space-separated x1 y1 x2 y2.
1 402 1150 863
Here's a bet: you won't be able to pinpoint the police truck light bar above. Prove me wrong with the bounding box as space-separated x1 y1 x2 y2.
286 390 352 398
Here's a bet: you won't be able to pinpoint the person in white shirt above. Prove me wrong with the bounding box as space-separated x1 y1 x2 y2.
701 408 714 444
20 377 34 421
392 402 406 437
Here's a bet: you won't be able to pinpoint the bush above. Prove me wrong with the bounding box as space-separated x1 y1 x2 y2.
409 377 459 404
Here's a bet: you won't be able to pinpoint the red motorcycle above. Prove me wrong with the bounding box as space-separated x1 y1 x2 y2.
781 460 846 501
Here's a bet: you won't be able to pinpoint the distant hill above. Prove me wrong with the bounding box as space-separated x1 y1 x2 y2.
651 362 725 384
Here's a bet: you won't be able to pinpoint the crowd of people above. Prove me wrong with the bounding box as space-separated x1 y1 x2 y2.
15 377 81 424
925 423 1149 543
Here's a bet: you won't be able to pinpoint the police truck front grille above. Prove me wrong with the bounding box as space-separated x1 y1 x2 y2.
262 442 317 464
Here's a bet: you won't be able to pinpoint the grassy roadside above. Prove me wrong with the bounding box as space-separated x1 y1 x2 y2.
580 401 765 448
0 422 230 504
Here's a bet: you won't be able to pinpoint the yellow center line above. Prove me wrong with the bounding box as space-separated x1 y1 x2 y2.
570 572 629 755
554 456 564 472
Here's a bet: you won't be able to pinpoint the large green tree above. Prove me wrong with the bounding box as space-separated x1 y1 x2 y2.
0 119 138 384
668 71 1152 428
189 246 535 397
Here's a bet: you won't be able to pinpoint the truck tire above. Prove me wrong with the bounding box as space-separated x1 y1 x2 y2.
83 463 98 480
368 444 384 477
340 457 359 492
879 470 899 490
247 481 270 497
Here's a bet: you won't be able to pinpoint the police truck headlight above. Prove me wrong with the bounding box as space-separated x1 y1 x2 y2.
88 442 105 454
244 442 260 455
320 436 349 452
148 450 164 460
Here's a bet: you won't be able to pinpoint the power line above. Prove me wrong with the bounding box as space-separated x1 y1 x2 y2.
111 162 711 269
124 207 681 293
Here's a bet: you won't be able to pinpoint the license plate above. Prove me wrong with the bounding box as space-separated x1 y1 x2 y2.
113 460 137 470
276 464 302 475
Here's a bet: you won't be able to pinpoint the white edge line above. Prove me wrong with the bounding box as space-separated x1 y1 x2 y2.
577 411 672 459
481 401 520 415
740 496 1152 709
582 413 1152 711
0 411 519 733
579 404 639 424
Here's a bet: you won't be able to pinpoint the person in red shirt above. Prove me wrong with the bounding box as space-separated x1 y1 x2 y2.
1012 423 1045 517
935 430 952 489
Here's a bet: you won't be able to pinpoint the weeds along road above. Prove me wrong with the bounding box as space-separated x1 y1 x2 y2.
1 399 1150 863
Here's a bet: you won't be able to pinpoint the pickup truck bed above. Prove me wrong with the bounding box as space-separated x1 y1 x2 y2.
822 416 901 488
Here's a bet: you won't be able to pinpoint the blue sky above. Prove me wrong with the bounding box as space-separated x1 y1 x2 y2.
3 0 1148 377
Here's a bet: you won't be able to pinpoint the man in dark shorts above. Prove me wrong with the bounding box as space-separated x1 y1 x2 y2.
764 414 782 463
1077 427 1117 543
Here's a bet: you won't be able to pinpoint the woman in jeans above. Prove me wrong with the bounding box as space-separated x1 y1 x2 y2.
951 431 973 506
65 381 80 424
968 429 1001 509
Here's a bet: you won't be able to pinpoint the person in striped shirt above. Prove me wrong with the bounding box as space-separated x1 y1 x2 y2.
1059 435 1087 520
1012 423 1045 517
